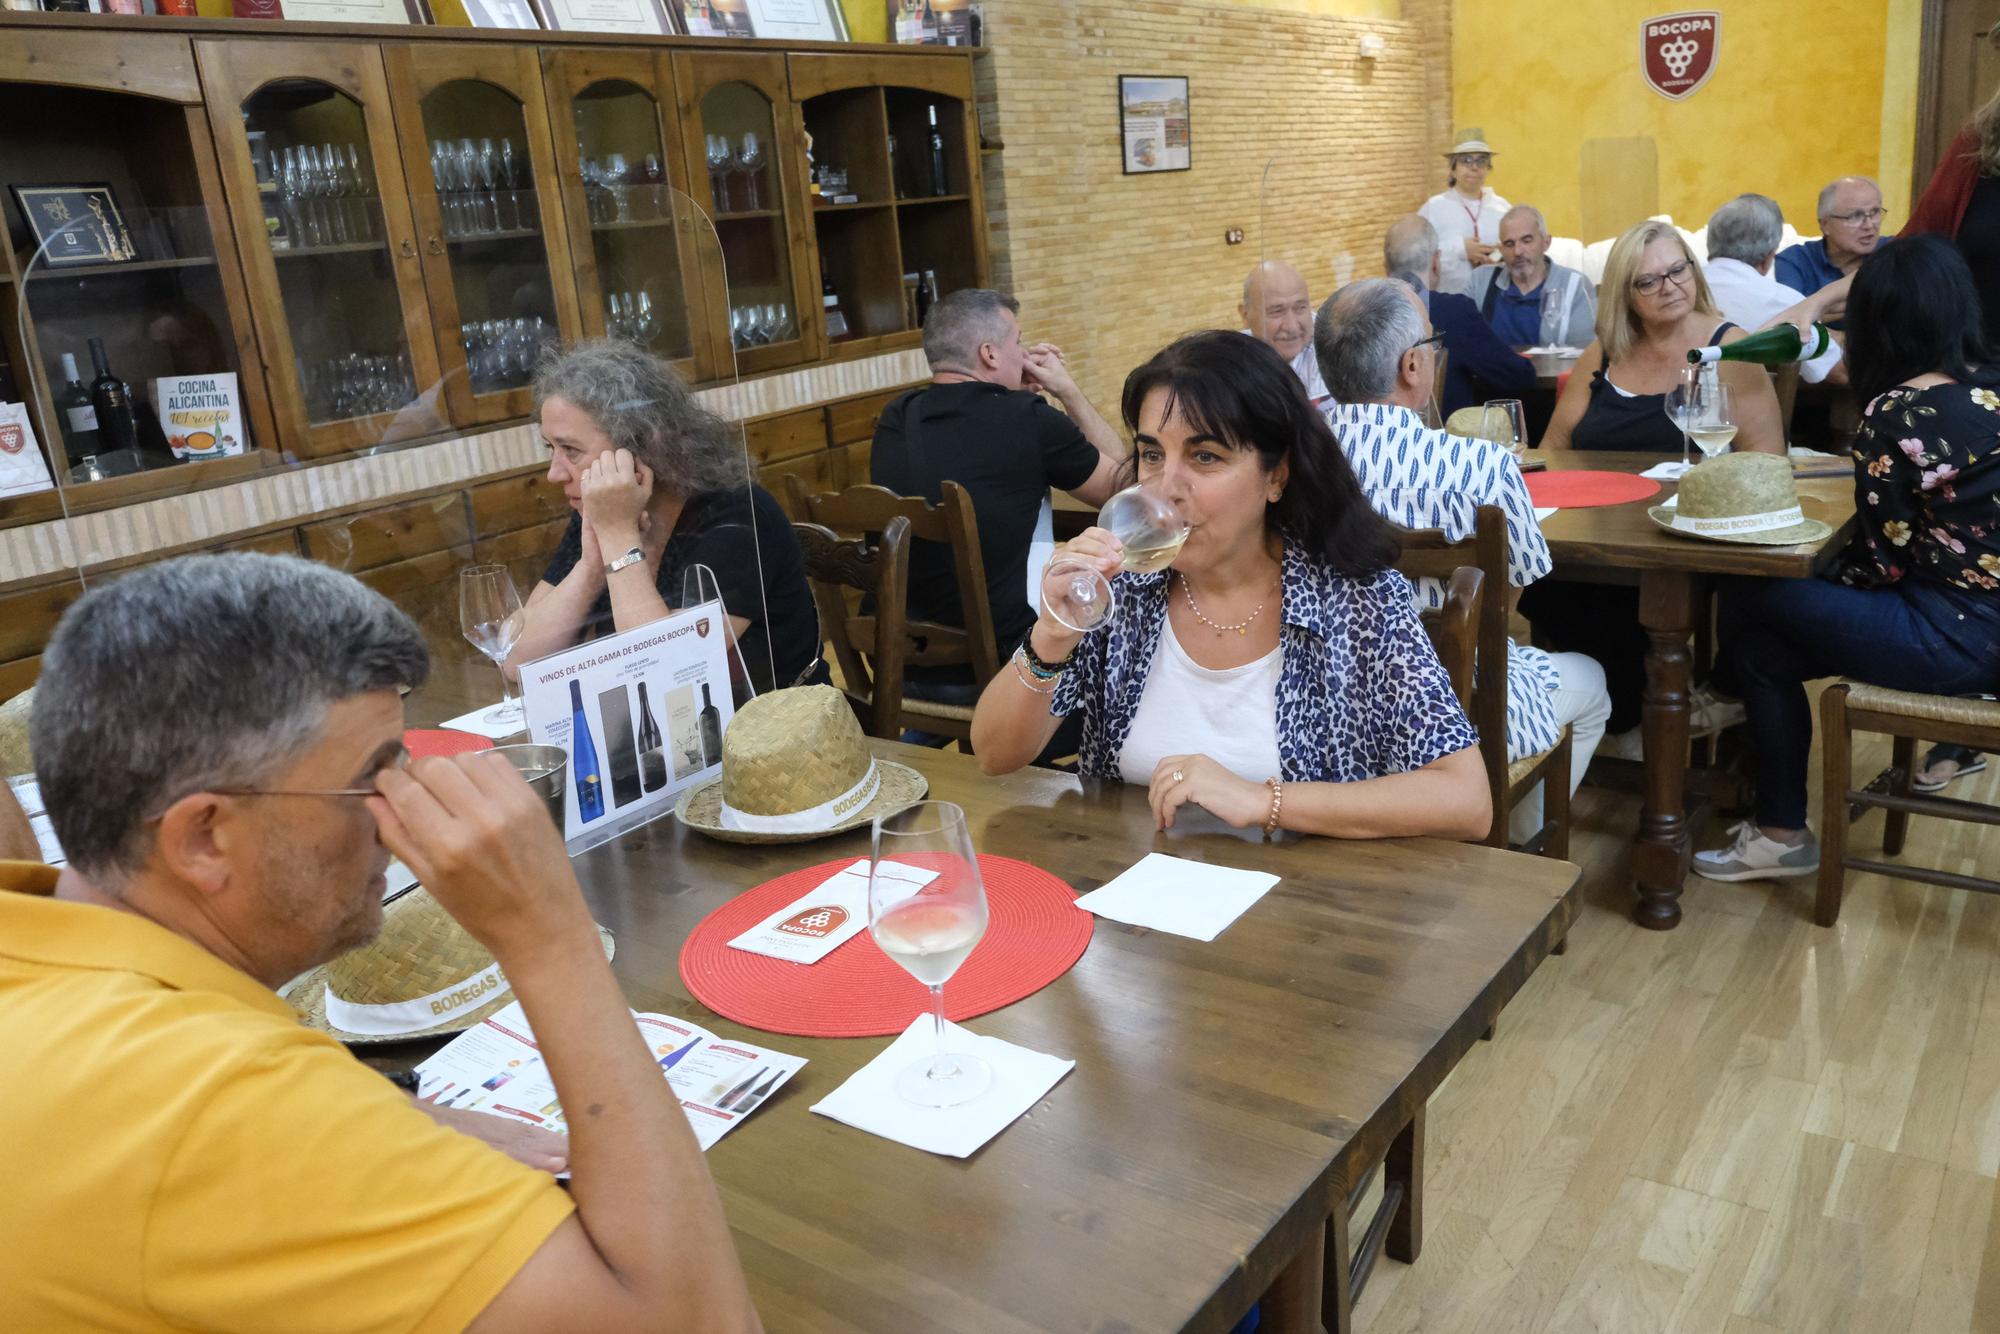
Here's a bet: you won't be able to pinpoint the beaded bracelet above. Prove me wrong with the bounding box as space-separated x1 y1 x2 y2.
1010 649 1059 694
1262 777 1283 839
1019 634 1075 678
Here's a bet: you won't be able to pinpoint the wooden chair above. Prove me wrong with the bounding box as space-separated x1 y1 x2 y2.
1397 505 1576 861
785 478 1002 746
1419 566 1482 712
791 515 913 740
1816 682 2000 926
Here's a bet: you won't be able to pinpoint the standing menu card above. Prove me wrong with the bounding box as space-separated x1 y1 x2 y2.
416 1001 806 1151
0 403 54 498
519 603 734 850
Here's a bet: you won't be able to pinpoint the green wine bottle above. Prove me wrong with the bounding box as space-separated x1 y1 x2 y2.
1688 322 1832 367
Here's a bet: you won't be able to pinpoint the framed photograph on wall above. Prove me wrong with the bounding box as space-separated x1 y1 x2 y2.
533 0 674 34
1118 75 1190 175
9 183 137 268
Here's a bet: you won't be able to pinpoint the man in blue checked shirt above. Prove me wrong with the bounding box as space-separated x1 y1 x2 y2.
1313 278 1611 845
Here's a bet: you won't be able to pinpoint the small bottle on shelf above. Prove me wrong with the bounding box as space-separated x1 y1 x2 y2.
54 352 101 468
927 104 949 197
918 0 937 42
822 271 851 341
86 338 139 459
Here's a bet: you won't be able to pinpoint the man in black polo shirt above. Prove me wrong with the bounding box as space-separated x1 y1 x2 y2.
871 289 1126 713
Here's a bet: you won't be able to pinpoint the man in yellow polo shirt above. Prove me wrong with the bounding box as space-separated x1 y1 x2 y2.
1 553 761 1333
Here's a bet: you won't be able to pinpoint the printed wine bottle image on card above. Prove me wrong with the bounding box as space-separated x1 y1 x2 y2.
698 681 723 769
636 682 668 792
569 679 605 822
598 685 642 809
667 684 702 779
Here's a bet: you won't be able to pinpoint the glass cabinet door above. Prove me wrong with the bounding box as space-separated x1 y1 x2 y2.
385 47 580 429
673 52 818 374
543 50 708 381
197 40 443 458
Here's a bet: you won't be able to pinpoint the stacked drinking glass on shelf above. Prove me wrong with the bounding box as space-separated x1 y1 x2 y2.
605 291 660 345
704 133 766 213
298 350 417 422
460 316 555 394
428 137 535 239
578 152 669 226
274 143 377 250
729 302 794 349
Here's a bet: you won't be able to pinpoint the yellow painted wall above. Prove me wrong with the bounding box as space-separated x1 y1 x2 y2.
1453 0 1922 240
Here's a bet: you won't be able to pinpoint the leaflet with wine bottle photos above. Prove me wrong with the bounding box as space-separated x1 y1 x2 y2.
415 1000 805 1152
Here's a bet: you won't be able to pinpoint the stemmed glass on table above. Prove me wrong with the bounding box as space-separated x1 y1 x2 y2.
1040 479 1191 633
1666 366 1738 467
1482 397 1528 461
460 564 526 730
869 801 992 1108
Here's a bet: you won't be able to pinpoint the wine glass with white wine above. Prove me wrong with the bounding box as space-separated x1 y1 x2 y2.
869 801 992 1108
1041 479 1190 633
1685 373 1738 459
459 564 526 731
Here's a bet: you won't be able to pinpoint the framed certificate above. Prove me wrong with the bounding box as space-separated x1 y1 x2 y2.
9 184 137 268
741 0 846 41
271 0 430 20
534 0 673 33
450 0 542 24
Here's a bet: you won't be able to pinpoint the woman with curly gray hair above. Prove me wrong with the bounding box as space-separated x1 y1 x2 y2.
509 339 821 694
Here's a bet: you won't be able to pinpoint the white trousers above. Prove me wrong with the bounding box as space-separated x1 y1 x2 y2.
1507 651 1613 848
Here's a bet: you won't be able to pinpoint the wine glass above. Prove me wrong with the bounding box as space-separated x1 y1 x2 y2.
1687 373 1738 459
1664 366 1699 468
1041 479 1190 633
460 564 526 730
1537 290 1567 350
736 132 765 210
868 801 992 1109
705 134 733 211
1483 398 1527 460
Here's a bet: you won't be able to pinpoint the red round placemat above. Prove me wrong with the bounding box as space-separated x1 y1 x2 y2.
1524 470 1662 509
679 855 1093 1038
404 728 495 761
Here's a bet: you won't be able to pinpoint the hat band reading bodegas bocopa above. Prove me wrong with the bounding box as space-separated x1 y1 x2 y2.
323 959 506 1037
720 757 881 834
1667 503 1806 538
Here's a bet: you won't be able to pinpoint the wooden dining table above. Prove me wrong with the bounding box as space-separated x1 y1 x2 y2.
398 672 1580 1333
1530 450 1857 928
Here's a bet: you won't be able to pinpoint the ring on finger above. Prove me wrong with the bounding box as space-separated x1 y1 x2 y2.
1171 768 1185 785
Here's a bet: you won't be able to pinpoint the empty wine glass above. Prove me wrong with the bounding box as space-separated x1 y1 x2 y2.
1665 366 1699 468
869 801 992 1109
735 132 764 210
1482 398 1528 460
633 291 658 343
705 134 732 211
604 151 632 223
1041 479 1190 633
460 564 526 730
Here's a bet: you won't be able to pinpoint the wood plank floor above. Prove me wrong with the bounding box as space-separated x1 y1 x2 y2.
1354 728 2000 1334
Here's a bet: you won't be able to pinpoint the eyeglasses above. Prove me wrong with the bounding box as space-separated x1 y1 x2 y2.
1454 154 1492 168
1824 206 1885 227
1631 260 1693 295
1406 331 1446 357
207 748 412 802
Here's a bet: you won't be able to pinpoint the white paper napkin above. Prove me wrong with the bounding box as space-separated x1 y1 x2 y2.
1533 506 1559 523
437 701 528 741
1640 460 1694 480
810 1017 1074 1157
1524 344 1584 357
1072 851 1279 942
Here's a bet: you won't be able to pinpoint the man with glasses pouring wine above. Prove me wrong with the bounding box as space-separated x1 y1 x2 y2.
969 329 1491 841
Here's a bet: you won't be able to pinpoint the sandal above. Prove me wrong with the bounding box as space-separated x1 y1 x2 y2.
1911 745 1987 793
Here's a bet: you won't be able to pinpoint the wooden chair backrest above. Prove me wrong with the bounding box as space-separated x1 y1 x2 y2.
1419 566 1483 714
791 515 911 740
1396 504 1510 845
783 478 1003 687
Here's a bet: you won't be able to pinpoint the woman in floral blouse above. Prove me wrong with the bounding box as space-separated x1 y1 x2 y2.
970 330 1491 840
1696 235 2000 883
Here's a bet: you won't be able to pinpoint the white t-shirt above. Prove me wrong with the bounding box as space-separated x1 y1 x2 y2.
1116 613 1283 786
1239 329 1332 406
1418 186 1511 296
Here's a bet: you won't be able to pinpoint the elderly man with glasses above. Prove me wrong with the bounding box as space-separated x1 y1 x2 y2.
1775 176 1886 326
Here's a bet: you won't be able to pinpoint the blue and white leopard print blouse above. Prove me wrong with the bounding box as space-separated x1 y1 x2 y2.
1049 537 1479 783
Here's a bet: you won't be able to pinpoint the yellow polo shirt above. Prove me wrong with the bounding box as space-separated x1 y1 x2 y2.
0 862 575 1333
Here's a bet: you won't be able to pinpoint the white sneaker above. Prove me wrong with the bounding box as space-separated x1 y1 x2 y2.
1599 726 1645 761
1692 820 1820 882
1690 684 1746 738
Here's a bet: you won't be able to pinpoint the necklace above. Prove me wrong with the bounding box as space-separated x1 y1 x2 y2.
1178 572 1268 637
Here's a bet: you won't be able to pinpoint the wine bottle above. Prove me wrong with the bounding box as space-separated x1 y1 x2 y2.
570 678 606 823
917 0 937 42
823 271 850 340
54 352 100 466
922 269 940 322
86 337 139 457
1688 322 1832 368
697 681 722 769
927 104 948 196
636 681 668 792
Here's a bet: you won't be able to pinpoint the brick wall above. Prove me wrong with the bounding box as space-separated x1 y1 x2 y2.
979 0 1452 413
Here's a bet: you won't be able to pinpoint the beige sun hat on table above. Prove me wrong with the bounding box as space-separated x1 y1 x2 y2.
1444 128 1496 157
675 684 927 844
285 889 614 1044
1445 406 1513 444
1647 452 1833 546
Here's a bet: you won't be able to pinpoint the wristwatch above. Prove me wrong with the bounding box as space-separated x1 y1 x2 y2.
604 545 645 576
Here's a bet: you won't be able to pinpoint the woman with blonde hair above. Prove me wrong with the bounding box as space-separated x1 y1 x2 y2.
1541 219 1784 453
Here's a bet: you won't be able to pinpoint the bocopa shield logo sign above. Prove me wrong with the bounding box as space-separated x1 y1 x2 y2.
1641 11 1720 101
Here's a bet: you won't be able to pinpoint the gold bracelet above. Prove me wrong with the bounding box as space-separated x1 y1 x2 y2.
1262 777 1283 839
1011 651 1058 695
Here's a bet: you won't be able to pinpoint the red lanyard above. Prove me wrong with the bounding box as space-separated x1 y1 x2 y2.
1456 193 1483 241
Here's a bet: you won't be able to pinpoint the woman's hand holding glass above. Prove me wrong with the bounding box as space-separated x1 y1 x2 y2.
1040 482 1191 635
577 447 655 550
1149 754 1269 831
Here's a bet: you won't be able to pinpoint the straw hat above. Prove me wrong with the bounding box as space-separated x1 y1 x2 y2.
675 684 927 844
1647 452 1833 546
284 888 614 1045
1444 129 1496 157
